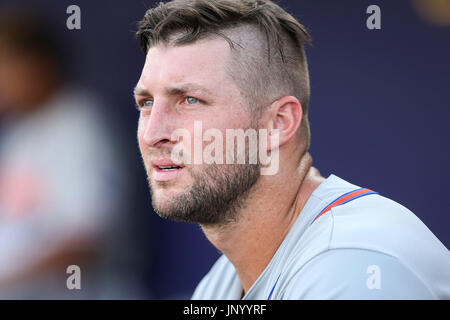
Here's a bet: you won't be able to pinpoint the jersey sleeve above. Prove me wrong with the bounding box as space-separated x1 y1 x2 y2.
281 248 435 299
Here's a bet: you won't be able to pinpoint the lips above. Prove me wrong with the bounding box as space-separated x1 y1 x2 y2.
151 158 185 182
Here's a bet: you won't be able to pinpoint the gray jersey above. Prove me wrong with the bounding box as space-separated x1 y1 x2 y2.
192 174 450 299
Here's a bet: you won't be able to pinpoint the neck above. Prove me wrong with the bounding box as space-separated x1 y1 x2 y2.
200 152 325 294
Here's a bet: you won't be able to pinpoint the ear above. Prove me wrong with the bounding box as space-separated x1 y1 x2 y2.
264 96 303 151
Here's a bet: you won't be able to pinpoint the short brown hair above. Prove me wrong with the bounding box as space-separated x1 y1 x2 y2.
136 0 312 151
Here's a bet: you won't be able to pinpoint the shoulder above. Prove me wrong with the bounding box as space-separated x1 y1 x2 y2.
327 193 449 263
280 194 450 299
280 248 438 299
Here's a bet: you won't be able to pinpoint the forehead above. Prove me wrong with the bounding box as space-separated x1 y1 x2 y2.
137 37 233 93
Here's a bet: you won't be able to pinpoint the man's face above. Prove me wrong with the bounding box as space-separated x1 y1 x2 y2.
135 38 260 224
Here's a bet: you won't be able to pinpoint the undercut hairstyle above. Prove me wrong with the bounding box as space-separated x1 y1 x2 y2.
136 0 312 151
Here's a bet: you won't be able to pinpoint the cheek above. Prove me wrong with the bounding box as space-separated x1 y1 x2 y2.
137 117 148 158
137 113 149 141
209 103 251 129
137 117 144 140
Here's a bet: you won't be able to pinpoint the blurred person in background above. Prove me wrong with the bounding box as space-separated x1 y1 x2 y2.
0 7 139 299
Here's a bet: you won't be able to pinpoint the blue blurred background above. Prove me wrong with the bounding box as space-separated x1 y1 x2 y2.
0 0 448 299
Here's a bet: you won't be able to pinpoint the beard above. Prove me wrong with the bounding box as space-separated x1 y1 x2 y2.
149 161 261 225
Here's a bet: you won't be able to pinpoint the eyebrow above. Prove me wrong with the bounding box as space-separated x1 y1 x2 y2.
133 83 213 99
165 84 213 97
133 86 150 97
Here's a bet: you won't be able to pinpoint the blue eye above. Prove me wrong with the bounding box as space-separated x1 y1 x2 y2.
142 99 154 107
186 97 199 105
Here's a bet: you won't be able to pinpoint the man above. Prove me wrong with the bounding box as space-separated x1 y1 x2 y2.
134 0 450 299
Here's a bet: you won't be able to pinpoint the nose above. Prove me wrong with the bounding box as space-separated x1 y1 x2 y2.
139 100 175 149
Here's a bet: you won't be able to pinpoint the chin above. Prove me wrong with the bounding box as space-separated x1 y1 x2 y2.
150 182 186 207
